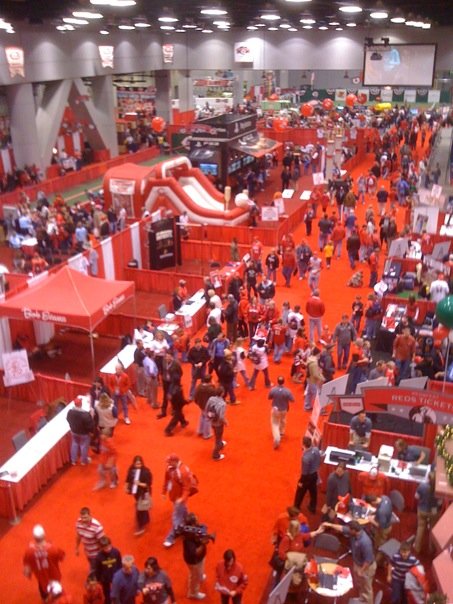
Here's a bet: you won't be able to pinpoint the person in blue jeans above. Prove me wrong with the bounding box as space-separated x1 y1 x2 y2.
387 541 420 604
66 397 94 465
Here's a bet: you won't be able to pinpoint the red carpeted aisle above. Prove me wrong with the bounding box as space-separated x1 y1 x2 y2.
2 151 408 603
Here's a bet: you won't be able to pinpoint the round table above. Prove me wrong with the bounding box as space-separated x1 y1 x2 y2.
307 561 353 602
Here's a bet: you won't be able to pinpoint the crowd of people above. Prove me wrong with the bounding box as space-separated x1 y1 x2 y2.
17 105 453 604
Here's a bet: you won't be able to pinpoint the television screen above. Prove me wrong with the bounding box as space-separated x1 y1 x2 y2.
363 44 436 87
199 163 218 176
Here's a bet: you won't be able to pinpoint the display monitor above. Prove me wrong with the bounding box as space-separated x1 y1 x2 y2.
363 44 436 87
199 163 218 176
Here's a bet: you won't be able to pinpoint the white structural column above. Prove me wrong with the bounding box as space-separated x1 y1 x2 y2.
35 79 73 169
74 76 118 156
6 83 42 170
176 70 194 113
154 70 172 123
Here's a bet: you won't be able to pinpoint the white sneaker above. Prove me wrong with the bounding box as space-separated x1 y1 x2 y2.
188 594 206 601
163 540 174 548
124 417 131 425
214 454 225 461
221 440 227 447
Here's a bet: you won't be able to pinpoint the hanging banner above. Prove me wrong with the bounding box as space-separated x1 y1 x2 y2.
98 45 114 69
2 350 34 387
404 89 416 103
162 43 174 64
428 90 441 103
5 46 25 78
234 42 254 63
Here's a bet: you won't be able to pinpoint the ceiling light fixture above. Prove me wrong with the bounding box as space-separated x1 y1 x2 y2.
160 25 175 30
339 5 363 14
300 18 316 24
200 7 228 16
346 22 357 27
335 26 344 30
268 27 279 30
63 17 89 25
182 23 198 28
329 21 340 25
73 11 103 19
99 29 110 34
288 27 298 31
135 21 151 27
285 0 312 3
109 0 136 5
390 10 406 23
319 25 328 30
370 10 388 19
201 28 214 33
260 13 281 21
302 25 313 29
280 23 292 28
118 24 135 29
213 20 230 26
422 22 431 29
247 25 258 30
158 16 178 23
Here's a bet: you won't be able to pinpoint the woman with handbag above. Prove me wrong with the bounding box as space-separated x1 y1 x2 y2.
125 455 152 536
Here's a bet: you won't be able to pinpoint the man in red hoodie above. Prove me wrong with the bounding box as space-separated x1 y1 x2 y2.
162 454 196 548
305 290 325 344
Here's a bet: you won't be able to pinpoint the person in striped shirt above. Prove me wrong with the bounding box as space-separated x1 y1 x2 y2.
75 507 105 571
386 541 419 604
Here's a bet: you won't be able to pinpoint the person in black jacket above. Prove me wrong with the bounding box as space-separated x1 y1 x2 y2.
217 350 238 404
164 384 189 436
188 338 210 400
158 352 183 419
67 397 94 465
181 513 213 600
224 295 238 343
125 455 153 536
95 536 122 604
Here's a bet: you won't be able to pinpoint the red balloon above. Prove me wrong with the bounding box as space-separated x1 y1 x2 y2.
357 93 367 105
300 103 314 118
151 116 166 133
322 98 334 111
273 117 288 132
345 93 357 108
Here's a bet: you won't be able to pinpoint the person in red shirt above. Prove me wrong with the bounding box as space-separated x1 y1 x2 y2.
280 233 295 253
215 549 247 604
250 236 263 274
368 246 380 289
271 319 287 363
83 573 104 604
305 289 325 344
393 325 416 383
331 222 346 259
162 454 196 548
272 506 309 546
358 467 390 499
23 525 65 601
108 364 132 425
281 248 297 288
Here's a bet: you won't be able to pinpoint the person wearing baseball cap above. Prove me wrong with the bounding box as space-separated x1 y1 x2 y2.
23 525 65 600
66 396 94 465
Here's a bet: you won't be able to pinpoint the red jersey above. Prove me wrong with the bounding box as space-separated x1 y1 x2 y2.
250 241 262 261
23 542 65 592
216 561 248 595
305 296 325 318
358 472 390 498
83 583 105 604
108 372 130 395
162 462 193 503
271 323 287 345
238 298 249 320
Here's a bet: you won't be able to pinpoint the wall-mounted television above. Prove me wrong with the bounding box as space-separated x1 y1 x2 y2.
363 43 436 87
199 163 218 176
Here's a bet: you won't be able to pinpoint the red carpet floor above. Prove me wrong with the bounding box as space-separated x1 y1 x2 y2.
1 152 412 603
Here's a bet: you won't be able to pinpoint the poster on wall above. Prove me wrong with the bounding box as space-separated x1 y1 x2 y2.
404 89 416 103
2 350 34 387
162 44 174 64
116 87 156 116
98 45 114 69
234 43 254 63
5 46 24 78
428 90 441 103
261 207 279 222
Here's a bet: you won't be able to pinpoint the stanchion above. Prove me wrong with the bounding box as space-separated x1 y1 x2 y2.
2 480 20 525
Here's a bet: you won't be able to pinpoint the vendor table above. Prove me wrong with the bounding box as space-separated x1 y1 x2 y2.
175 289 206 334
320 446 430 512
307 561 353 603
0 396 90 521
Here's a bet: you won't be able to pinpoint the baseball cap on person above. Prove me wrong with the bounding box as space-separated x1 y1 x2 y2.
33 524 45 539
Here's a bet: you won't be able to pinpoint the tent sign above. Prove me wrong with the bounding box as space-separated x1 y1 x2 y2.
22 307 67 323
